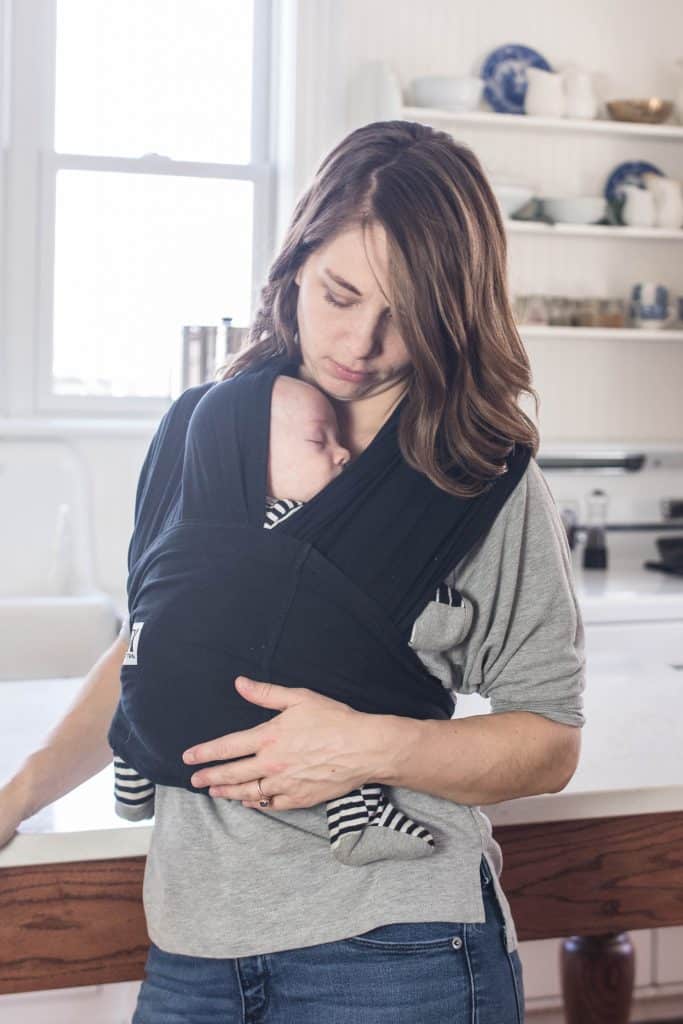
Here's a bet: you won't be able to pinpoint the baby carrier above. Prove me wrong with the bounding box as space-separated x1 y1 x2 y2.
107 352 531 791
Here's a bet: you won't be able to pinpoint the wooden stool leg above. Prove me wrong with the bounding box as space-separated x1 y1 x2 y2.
560 932 635 1024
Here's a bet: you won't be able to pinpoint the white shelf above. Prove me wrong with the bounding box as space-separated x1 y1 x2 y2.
519 325 683 341
401 106 683 142
506 219 683 241
0 417 160 438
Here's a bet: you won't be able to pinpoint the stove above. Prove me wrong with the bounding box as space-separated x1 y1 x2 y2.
538 443 683 626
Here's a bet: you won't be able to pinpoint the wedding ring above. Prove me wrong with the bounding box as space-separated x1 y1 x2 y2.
256 777 271 807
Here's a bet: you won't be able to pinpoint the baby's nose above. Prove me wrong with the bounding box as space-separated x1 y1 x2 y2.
336 446 351 469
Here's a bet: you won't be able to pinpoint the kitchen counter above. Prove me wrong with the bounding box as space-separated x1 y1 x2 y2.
1 564 682 867
1 560 682 1024
572 553 683 624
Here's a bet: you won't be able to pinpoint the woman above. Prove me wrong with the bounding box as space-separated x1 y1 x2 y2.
0 120 585 1023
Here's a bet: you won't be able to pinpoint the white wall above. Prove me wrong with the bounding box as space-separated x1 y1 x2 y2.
333 0 683 442
73 434 149 610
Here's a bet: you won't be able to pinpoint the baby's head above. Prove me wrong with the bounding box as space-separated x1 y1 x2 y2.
267 375 351 502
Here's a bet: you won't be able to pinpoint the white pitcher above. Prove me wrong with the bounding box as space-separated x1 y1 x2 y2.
620 184 655 227
562 64 598 119
642 173 683 228
525 67 565 117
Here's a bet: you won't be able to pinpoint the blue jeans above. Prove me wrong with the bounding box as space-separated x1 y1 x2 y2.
132 855 525 1023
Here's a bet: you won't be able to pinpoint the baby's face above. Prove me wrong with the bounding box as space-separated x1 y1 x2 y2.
267 376 351 502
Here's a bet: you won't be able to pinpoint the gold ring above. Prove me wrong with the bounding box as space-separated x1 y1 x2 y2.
256 777 271 807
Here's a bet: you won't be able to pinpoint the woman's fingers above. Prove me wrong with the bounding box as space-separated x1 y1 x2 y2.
190 757 265 788
182 724 266 766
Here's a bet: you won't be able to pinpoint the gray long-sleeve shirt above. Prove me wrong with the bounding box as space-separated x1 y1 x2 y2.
116 456 586 956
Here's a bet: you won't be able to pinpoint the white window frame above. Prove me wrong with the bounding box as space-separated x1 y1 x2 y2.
0 0 277 419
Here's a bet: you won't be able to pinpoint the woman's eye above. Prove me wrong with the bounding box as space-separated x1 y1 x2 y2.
307 439 324 446
323 290 350 309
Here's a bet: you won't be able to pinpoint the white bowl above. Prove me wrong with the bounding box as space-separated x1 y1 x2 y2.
410 75 483 112
491 184 534 217
541 196 607 224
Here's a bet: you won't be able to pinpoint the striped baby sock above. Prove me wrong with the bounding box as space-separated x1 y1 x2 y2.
326 783 435 865
113 754 156 820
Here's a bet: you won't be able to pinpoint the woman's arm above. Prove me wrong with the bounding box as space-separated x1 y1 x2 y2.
0 632 128 848
372 457 586 804
370 710 580 805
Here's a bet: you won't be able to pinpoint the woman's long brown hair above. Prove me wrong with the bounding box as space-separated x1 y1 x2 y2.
216 119 540 498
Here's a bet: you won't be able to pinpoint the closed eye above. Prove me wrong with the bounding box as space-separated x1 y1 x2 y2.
324 288 392 319
323 290 351 309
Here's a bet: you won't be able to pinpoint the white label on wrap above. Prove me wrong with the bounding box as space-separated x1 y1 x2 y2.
123 621 144 665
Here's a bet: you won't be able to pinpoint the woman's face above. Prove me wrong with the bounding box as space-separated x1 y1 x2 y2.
293 222 413 406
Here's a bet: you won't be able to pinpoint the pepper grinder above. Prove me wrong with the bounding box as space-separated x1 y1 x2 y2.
181 325 217 390
583 488 609 570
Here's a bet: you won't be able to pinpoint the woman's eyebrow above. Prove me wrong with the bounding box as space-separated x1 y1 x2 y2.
323 267 362 296
323 267 392 314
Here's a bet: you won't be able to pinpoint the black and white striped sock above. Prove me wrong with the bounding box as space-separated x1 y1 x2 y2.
113 755 155 820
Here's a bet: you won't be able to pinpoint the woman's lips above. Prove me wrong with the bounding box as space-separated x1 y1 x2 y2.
329 358 372 382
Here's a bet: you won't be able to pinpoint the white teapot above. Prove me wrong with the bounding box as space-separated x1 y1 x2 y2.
562 64 599 119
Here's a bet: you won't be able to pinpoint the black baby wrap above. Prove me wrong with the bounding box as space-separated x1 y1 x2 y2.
107 352 531 794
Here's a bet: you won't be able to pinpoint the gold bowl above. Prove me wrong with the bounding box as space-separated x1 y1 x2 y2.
606 98 674 124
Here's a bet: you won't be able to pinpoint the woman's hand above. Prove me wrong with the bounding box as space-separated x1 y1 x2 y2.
182 676 387 811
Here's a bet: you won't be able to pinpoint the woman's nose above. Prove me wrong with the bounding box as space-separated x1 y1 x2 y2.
343 315 387 358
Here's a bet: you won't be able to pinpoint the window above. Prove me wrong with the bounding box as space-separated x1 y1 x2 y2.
1 0 274 415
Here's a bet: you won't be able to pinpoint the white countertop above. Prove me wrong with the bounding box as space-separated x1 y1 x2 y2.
1 565 682 867
571 549 683 624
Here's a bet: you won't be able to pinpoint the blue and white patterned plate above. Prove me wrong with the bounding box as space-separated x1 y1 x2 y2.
604 160 665 204
481 43 553 115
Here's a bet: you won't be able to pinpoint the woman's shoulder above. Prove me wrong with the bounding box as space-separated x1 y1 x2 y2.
447 455 556 578
441 453 578 621
412 456 557 661
428 454 586 726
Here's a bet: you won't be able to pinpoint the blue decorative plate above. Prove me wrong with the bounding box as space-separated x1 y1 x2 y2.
481 43 553 115
604 160 665 204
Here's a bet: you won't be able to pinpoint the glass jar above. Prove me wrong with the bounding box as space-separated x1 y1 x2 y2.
511 295 528 323
575 298 601 327
548 295 573 326
598 298 627 328
524 294 549 324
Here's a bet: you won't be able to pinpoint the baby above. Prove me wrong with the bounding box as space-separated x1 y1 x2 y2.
114 373 458 866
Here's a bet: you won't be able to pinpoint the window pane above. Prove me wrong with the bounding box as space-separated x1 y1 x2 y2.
52 170 253 397
55 0 253 164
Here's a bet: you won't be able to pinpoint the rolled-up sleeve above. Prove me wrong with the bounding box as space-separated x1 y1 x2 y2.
445 457 586 728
